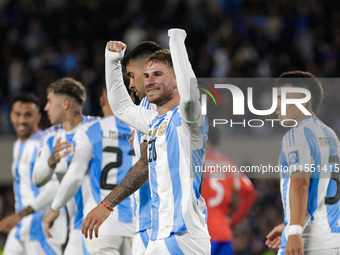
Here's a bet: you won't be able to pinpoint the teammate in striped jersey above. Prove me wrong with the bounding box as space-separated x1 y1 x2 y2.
83 28 210 254
201 126 257 255
33 78 98 255
266 71 340 255
77 42 160 254
0 93 66 255
43 86 136 254
121 41 161 254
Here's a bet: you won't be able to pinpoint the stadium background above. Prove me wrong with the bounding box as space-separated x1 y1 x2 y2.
0 0 339 254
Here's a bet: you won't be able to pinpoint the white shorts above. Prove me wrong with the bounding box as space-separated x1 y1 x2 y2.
84 235 132 255
305 248 340 255
132 229 151 255
145 231 211 255
63 229 87 255
3 228 62 255
278 248 340 255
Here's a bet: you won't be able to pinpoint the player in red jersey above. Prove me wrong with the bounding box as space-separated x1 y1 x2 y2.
201 126 257 255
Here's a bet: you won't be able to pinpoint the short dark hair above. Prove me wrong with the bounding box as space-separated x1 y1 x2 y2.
121 41 162 68
47 77 86 105
147 49 173 68
12 92 40 109
275 71 324 114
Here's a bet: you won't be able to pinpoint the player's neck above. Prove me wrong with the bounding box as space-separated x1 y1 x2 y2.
296 112 316 124
157 97 180 116
18 127 39 142
62 113 83 131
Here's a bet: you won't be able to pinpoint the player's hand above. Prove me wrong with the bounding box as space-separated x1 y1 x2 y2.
0 213 21 233
285 235 304 255
265 223 284 249
82 203 111 239
168 28 187 40
106 41 126 53
44 209 60 238
128 130 135 146
48 137 70 169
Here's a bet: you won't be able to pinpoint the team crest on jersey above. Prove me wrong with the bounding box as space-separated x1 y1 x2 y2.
288 150 300 164
22 152 29 165
157 121 168 136
69 143 74 155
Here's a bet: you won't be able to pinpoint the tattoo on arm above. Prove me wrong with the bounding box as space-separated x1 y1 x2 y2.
18 206 35 218
103 142 149 208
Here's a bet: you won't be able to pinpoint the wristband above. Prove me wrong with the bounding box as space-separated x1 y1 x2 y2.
285 225 303 238
101 201 113 212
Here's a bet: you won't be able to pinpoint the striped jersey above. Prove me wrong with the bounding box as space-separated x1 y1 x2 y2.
12 130 66 243
51 115 137 237
279 117 340 253
34 115 98 231
105 28 210 241
133 96 156 233
147 106 209 240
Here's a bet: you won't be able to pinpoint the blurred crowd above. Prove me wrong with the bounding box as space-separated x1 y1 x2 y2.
1 0 340 132
1 0 340 254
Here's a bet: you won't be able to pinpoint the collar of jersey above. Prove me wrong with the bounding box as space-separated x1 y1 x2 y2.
296 116 318 127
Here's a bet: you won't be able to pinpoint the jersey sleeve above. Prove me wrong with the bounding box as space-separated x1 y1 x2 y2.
51 127 93 211
168 29 203 137
33 132 55 187
231 173 257 226
282 128 313 175
105 45 157 134
30 174 59 211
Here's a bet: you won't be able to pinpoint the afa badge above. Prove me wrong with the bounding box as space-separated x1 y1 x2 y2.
288 151 300 164
157 121 168 136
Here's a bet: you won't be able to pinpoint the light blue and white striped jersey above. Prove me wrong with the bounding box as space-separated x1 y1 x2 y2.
105 28 210 241
35 115 98 231
11 130 66 245
51 115 137 237
147 106 209 240
133 96 156 233
279 117 340 253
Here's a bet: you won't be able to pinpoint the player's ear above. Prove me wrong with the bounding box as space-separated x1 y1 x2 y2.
37 112 42 124
63 98 70 110
100 96 105 107
302 100 312 112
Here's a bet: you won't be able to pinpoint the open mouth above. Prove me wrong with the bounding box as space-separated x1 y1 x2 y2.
147 89 158 95
17 124 27 132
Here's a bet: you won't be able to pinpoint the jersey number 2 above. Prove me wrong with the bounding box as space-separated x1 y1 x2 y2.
100 146 123 190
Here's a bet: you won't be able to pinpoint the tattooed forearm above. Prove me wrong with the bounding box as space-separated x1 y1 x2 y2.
18 206 35 218
103 142 149 208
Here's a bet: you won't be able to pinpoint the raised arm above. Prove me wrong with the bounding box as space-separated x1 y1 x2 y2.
168 29 202 127
105 41 155 134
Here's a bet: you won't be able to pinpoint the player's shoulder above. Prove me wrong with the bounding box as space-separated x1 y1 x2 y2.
42 124 63 139
83 116 103 128
282 117 325 149
140 96 157 111
30 129 44 142
83 115 101 125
